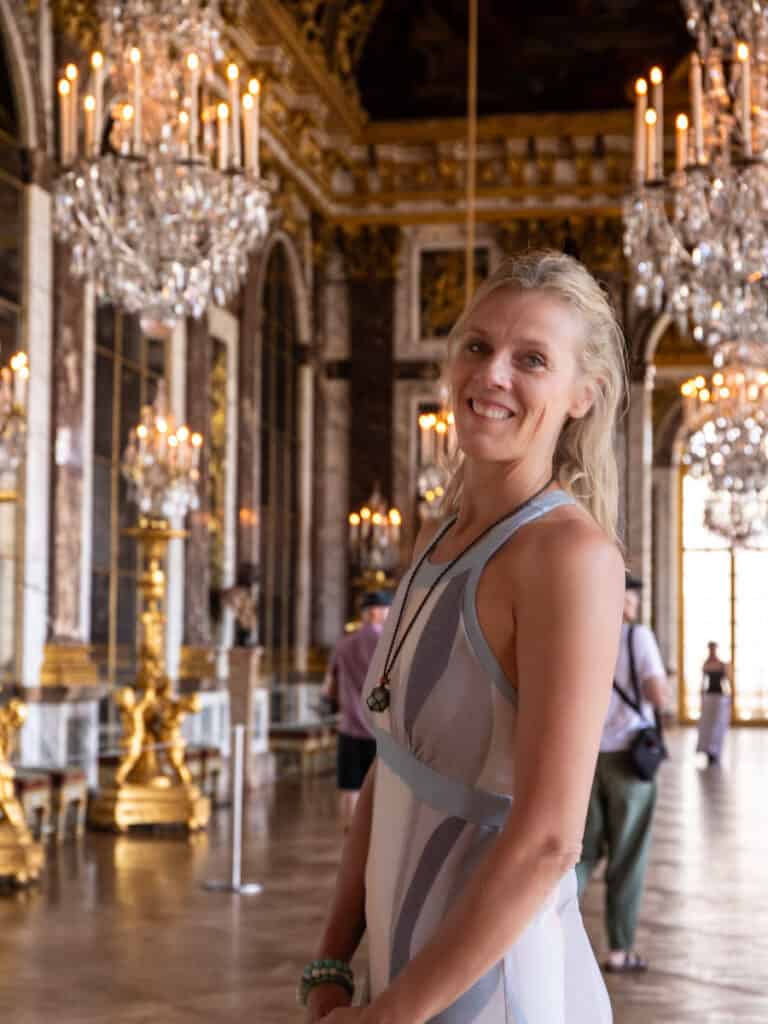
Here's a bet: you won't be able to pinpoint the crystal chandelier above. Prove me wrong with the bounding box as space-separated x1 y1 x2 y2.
121 380 203 519
0 353 29 477
417 407 456 519
623 1 768 347
53 0 271 324
348 486 402 577
681 342 768 541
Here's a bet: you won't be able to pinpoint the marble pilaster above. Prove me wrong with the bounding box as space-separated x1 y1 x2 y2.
294 363 314 671
165 318 186 684
314 248 350 646
20 183 52 688
626 367 655 622
236 253 263 580
182 316 212 653
652 464 680 711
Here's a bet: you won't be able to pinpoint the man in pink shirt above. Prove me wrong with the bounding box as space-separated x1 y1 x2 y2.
323 590 391 828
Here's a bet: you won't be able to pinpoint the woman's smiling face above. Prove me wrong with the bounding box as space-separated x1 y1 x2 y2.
450 287 594 468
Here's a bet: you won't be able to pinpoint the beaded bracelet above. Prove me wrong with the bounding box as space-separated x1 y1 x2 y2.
297 958 355 1007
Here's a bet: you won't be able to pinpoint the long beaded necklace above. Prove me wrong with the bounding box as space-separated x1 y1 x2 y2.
366 477 556 713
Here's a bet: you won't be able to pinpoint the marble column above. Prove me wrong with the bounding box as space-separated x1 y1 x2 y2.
294 363 314 672
626 366 655 622
180 315 213 683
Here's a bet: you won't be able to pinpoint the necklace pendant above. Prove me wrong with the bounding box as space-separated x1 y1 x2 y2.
367 675 391 713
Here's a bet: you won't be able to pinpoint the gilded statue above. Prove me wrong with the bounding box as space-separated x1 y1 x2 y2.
114 685 157 786
151 692 201 787
0 701 28 832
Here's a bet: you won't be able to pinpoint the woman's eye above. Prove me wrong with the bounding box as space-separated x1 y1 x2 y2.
522 353 546 369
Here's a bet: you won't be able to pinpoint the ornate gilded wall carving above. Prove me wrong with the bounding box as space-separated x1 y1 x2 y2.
418 247 489 341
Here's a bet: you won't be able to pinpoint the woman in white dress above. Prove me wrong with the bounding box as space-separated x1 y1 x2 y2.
303 251 626 1023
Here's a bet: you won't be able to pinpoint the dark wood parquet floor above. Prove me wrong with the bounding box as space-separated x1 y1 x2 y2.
0 727 766 1023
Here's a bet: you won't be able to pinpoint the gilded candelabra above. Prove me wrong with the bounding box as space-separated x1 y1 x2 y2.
89 387 209 830
0 700 44 884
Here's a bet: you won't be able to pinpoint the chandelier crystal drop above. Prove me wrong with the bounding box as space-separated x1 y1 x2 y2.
53 0 271 324
121 380 203 519
623 2 768 348
681 343 768 541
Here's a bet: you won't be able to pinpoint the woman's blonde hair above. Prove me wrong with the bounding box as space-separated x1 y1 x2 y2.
443 249 627 545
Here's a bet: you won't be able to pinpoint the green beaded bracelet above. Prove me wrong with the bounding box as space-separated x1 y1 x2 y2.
297 958 355 1007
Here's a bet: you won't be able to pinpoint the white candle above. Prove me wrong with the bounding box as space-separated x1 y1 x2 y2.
203 106 214 157
227 64 241 167
130 48 142 154
121 104 134 155
91 52 103 157
633 78 648 184
645 108 657 184
217 102 229 170
178 110 190 159
691 53 705 163
186 53 200 158
348 514 360 552
248 79 261 177
65 64 78 160
650 67 663 178
675 113 689 171
84 94 95 156
58 78 72 163
738 42 752 157
242 93 253 172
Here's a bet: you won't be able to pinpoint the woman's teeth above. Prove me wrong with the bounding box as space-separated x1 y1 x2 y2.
469 398 512 421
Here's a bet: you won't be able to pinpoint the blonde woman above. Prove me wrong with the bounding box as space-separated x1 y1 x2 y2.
302 251 626 1023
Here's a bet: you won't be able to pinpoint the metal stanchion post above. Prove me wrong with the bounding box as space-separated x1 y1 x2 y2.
203 723 263 895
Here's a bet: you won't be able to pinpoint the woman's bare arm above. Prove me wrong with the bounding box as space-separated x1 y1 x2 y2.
305 761 376 1020
355 525 624 1024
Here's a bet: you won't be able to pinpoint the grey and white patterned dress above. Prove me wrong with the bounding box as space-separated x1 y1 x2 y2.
362 490 612 1023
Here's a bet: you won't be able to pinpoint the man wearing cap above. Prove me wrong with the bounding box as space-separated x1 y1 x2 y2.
322 591 391 828
576 575 668 974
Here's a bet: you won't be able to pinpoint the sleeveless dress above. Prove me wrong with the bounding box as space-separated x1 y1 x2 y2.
362 490 612 1023
697 668 731 759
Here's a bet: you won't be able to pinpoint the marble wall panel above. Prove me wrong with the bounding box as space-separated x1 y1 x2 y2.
49 242 86 642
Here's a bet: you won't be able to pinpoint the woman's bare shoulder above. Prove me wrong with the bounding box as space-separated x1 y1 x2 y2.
496 500 624 593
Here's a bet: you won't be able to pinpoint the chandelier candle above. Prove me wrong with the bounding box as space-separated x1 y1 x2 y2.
634 78 648 184
644 108 657 183
65 64 78 161
650 66 664 178
130 48 142 154
90 51 103 155
227 64 241 167
186 53 200 158
676 113 689 172
738 42 752 157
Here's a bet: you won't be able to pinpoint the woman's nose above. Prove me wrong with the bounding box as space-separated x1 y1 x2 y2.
474 351 514 389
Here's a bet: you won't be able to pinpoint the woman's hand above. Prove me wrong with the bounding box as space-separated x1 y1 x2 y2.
304 984 354 1023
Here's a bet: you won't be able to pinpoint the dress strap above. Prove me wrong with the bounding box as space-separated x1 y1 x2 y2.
467 489 575 567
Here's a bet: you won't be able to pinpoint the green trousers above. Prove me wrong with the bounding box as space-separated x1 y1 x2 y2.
575 750 657 952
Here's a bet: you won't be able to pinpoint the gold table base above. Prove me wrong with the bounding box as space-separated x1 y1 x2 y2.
88 780 210 832
0 819 44 885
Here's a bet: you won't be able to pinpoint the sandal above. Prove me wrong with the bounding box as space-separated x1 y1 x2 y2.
603 952 649 973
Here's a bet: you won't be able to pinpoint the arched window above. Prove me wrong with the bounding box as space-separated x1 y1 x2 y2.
259 244 301 681
681 473 768 722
